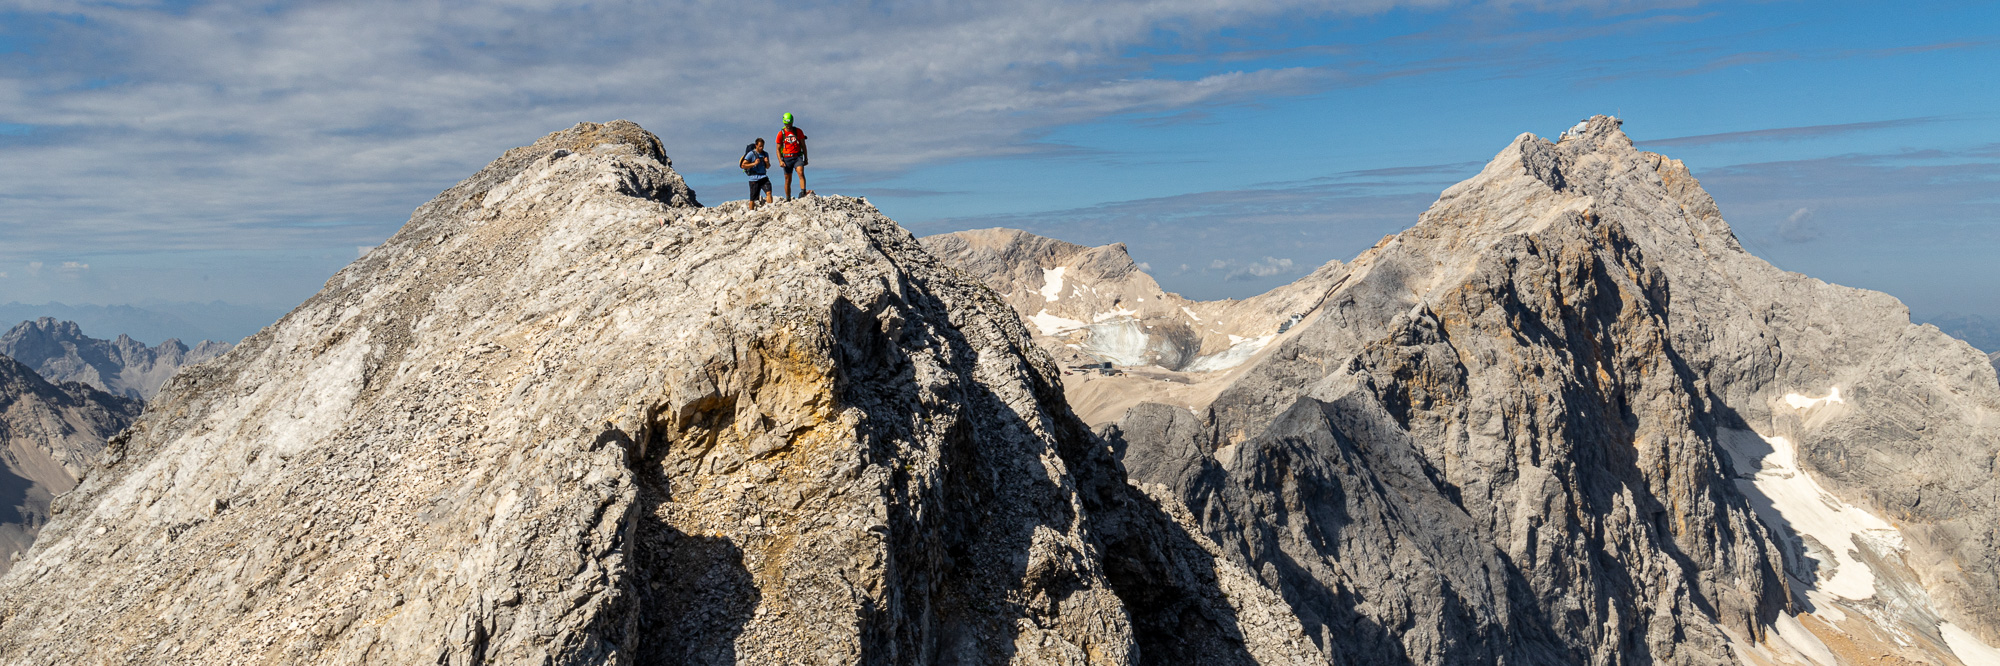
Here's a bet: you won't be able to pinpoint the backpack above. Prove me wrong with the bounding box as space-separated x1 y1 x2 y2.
777 128 805 156
742 144 762 175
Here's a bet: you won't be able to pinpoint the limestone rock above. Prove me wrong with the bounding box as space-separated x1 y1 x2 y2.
0 121 1318 665
0 318 233 400
942 117 2000 665
0 354 141 572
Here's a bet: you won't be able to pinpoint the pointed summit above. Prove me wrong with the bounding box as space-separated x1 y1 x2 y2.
0 122 1319 664
935 117 2000 665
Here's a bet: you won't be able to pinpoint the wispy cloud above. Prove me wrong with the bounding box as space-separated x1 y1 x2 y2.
1777 207 1819 243
1222 256 1297 281
1638 117 1951 147
0 0 1454 259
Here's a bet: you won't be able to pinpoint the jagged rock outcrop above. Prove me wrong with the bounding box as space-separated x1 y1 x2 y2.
942 117 2000 665
0 318 233 400
0 354 141 573
0 121 1321 665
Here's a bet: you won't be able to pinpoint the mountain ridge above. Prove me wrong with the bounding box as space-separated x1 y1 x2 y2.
936 116 2000 665
0 120 1321 664
0 317 232 400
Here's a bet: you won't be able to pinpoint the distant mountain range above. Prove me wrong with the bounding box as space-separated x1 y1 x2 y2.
0 318 232 401
1922 312 2000 353
0 301 282 347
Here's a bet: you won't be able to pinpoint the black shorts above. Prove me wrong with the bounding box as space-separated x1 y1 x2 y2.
781 152 806 171
749 177 771 199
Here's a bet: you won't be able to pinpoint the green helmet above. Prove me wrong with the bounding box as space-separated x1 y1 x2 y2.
782 112 794 125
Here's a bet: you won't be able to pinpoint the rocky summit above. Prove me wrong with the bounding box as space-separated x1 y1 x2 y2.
0 354 141 573
939 117 2000 666
0 121 1322 665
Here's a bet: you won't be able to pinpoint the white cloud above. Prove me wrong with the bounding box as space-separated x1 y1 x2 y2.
1226 256 1296 281
0 0 1446 258
1778 206 1820 242
59 261 90 272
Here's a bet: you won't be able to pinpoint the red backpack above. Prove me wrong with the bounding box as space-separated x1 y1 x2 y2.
777 127 806 157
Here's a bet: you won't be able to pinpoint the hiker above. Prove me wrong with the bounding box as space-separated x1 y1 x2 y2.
741 138 772 210
776 112 810 199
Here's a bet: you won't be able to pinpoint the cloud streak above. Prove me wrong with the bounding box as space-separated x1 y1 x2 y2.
0 0 1730 261
1638 117 1951 147
0 0 1442 259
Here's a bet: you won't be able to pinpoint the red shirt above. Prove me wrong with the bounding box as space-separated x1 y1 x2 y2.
776 126 807 157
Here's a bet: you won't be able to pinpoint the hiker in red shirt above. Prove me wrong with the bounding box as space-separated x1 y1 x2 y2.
776 112 809 200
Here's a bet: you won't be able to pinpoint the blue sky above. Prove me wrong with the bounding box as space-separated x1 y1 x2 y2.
0 0 1995 343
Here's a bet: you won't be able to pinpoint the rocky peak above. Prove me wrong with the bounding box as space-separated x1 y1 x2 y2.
0 122 1319 664
1078 116 2000 664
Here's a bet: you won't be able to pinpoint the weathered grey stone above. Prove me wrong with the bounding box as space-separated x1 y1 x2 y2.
0 121 1319 665
0 354 140 572
1084 116 1999 663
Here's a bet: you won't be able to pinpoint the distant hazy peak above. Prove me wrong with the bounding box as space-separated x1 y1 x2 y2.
0 317 232 400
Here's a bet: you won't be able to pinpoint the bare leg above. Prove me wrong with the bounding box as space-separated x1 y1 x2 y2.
783 168 794 200
798 167 807 196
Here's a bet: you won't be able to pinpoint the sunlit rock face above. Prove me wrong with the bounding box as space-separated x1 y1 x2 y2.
1067 116 2000 665
0 121 1323 665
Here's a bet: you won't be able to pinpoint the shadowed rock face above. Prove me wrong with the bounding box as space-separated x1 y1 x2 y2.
0 318 232 401
0 121 1320 665
1089 117 2000 664
0 354 141 573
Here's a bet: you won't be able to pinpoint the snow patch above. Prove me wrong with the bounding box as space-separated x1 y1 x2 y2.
1802 589 1847 623
1784 387 1844 410
1027 309 1086 336
1186 335 1273 373
1093 308 1138 322
1039 267 1067 302
1180 306 1201 322
1941 622 2000 666
1724 428 1902 601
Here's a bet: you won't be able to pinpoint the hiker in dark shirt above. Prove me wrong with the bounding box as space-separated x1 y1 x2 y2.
776 113 809 200
741 138 772 210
